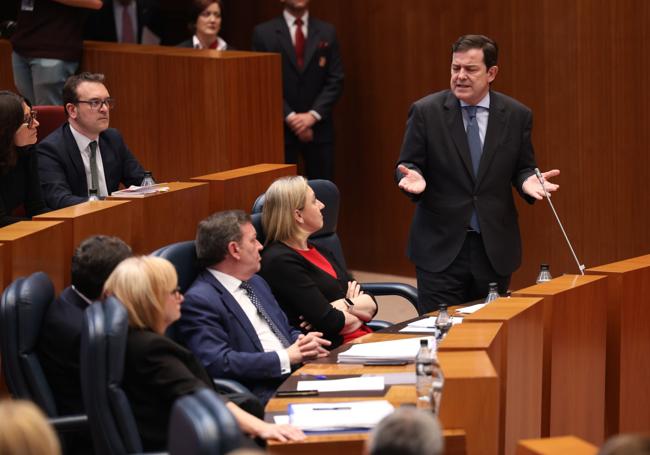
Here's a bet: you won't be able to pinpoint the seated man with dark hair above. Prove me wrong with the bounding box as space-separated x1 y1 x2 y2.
37 235 132 415
177 210 331 405
37 72 145 209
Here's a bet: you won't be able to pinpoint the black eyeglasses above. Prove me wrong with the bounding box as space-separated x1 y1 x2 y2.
23 110 38 128
76 98 115 111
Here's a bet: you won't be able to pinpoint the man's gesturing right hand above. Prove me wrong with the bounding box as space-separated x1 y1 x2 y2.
397 164 426 194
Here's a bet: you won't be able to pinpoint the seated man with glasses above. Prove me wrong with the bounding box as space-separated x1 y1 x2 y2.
36 72 145 209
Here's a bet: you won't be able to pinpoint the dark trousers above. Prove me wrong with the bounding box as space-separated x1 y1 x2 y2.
285 142 333 181
415 231 510 314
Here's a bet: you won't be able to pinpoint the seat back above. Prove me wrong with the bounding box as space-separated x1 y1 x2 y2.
168 388 243 455
81 297 142 455
151 240 200 293
0 272 58 416
33 105 66 143
251 179 347 269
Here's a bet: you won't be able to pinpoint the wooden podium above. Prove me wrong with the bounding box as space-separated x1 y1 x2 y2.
109 182 210 254
463 298 545 455
587 257 650 435
81 42 285 182
514 275 608 445
34 200 133 258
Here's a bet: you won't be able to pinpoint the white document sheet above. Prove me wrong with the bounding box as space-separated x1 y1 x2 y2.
288 400 394 431
296 376 385 392
455 302 487 314
337 336 432 363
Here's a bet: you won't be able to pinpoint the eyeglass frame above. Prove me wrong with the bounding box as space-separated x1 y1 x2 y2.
75 97 115 111
170 286 182 297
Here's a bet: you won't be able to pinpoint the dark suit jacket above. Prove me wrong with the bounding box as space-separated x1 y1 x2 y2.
83 0 161 43
252 15 344 145
37 286 88 416
123 328 219 451
36 123 145 209
0 146 48 227
260 242 352 348
177 271 300 404
397 90 537 276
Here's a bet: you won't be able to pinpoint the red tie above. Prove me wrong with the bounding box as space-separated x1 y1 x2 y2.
294 18 305 69
121 6 135 43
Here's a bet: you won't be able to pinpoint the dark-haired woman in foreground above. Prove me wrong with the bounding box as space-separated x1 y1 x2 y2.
0 90 48 226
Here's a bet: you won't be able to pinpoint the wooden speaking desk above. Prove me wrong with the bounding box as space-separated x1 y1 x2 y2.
108 181 210 254
266 330 501 455
587 256 650 436
514 275 608 445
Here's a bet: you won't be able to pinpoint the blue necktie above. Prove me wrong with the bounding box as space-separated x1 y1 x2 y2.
465 106 482 232
240 281 291 348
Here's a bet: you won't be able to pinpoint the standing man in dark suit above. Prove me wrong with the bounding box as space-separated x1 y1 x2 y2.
177 210 330 405
252 0 343 181
36 72 145 209
396 35 560 314
83 0 162 44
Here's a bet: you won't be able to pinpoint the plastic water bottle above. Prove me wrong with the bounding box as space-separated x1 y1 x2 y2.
140 171 156 187
88 188 99 201
536 264 552 284
484 282 500 304
435 304 452 339
415 338 444 414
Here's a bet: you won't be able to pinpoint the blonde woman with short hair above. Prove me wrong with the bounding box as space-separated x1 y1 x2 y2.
260 176 378 348
104 256 305 451
0 399 61 455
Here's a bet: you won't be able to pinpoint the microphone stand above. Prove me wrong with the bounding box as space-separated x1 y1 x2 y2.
534 168 585 275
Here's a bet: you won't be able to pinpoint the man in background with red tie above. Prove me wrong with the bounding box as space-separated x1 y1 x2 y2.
252 0 344 181
84 0 162 44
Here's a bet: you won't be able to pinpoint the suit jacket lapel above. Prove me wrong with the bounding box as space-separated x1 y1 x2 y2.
444 93 475 181
204 272 264 351
477 91 507 185
62 124 88 191
303 17 320 70
274 16 299 71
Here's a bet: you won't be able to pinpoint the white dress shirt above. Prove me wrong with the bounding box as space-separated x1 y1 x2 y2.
191 34 228 50
208 269 291 374
460 92 490 146
68 125 109 197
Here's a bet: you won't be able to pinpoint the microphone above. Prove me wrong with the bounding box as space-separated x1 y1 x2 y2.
534 168 585 275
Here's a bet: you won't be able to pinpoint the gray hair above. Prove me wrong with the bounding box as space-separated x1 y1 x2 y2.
367 407 444 455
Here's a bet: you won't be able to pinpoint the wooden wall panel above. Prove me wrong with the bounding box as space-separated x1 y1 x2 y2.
225 0 650 290
81 43 284 182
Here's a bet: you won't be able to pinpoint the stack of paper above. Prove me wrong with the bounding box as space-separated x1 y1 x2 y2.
110 184 170 197
399 316 464 333
456 303 487 314
297 376 385 392
288 400 394 431
337 336 432 363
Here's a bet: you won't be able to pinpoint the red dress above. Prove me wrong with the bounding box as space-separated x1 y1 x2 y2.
292 245 373 343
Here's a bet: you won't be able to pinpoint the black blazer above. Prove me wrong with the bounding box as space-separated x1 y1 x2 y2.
123 328 218 451
252 15 344 145
83 0 161 43
260 242 352 347
36 123 145 209
37 286 88 415
397 90 537 276
0 146 48 227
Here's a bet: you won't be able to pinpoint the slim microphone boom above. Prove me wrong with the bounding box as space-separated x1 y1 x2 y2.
534 168 585 275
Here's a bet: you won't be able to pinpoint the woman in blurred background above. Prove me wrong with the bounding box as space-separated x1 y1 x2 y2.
0 90 48 227
177 0 231 50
